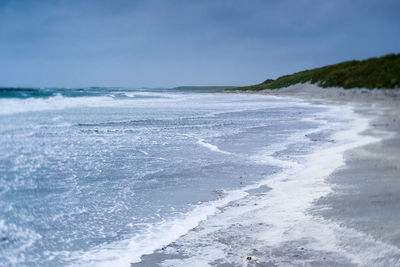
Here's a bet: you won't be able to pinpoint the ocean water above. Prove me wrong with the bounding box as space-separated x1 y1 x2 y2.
0 87 374 266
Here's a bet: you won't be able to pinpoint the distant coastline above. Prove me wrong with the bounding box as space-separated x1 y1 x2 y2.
173 86 234 92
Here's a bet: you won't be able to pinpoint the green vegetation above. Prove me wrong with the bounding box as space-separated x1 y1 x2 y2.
230 54 400 91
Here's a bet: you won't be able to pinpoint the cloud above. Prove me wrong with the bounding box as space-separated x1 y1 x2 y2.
0 0 399 87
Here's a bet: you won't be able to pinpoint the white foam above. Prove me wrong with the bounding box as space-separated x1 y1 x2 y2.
139 150 149 156
0 93 181 115
0 92 312 116
0 220 42 265
0 96 114 115
196 139 231 155
69 190 249 267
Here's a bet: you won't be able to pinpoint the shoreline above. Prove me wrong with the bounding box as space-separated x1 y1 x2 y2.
132 88 400 266
246 84 400 257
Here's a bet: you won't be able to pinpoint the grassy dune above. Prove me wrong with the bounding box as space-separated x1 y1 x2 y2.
231 54 400 91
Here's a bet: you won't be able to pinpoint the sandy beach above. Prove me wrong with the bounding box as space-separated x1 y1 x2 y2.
254 84 400 265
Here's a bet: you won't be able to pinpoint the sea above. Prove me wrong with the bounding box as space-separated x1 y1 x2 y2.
0 87 385 266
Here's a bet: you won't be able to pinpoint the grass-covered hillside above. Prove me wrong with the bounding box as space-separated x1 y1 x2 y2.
231 54 400 91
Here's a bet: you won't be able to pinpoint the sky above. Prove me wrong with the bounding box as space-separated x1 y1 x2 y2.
0 0 399 88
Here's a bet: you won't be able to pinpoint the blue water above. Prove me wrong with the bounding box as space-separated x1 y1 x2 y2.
0 88 335 266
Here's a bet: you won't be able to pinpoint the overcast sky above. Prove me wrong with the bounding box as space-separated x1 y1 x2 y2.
0 0 399 88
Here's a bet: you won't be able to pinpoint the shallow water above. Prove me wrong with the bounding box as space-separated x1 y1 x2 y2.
0 88 349 266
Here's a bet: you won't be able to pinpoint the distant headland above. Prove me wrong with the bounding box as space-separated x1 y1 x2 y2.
230 54 400 91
